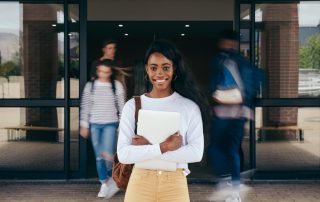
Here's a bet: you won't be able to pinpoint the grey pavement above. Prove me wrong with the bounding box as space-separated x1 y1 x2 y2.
0 181 320 202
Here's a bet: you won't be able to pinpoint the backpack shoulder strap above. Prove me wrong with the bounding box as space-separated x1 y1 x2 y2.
90 80 95 92
111 80 120 119
133 96 141 134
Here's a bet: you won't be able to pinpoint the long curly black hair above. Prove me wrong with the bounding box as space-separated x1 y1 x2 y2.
144 39 211 146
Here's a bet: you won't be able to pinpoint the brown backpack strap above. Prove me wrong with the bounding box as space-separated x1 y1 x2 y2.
133 96 141 134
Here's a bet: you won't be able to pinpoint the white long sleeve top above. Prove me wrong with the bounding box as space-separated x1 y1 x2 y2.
117 92 204 175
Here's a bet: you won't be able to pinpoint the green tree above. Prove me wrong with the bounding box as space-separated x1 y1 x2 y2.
70 60 79 79
58 60 79 80
299 33 320 69
0 61 16 83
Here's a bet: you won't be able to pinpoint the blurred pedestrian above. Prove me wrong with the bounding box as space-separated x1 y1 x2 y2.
208 29 264 202
90 39 130 94
80 59 125 199
90 39 118 79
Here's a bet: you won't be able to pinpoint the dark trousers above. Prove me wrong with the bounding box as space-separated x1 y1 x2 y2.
208 117 245 185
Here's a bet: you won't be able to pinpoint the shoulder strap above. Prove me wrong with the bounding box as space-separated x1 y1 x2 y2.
225 59 244 91
90 80 95 92
133 96 141 134
89 81 94 118
222 53 245 95
111 80 120 119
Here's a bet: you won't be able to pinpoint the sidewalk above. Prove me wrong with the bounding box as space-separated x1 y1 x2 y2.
0 181 320 202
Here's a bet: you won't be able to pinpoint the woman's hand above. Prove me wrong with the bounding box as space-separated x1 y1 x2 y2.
132 135 150 145
160 132 182 153
80 126 90 139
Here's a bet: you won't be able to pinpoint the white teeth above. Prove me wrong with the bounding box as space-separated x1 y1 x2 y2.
156 79 166 83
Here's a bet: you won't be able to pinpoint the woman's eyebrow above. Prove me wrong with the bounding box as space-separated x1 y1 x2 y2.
161 63 171 66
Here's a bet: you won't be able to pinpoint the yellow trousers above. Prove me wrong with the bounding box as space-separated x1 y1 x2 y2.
124 167 190 202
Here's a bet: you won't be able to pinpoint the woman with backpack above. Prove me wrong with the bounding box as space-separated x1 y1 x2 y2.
80 59 125 199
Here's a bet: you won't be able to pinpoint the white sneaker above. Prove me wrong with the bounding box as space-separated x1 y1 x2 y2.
105 178 120 199
217 180 233 189
97 183 109 198
225 192 242 202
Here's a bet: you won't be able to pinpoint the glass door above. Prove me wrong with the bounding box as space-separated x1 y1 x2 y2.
239 0 320 179
254 2 320 176
0 0 84 179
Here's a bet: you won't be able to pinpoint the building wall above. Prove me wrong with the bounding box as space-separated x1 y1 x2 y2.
23 4 59 141
88 0 234 21
261 4 299 139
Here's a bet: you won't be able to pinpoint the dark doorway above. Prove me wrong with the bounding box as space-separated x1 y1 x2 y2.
88 21 232 96
87 21 233 179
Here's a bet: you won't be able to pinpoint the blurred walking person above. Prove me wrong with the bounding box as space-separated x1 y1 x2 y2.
208 30 264 202
80 59 125 199
90 39 118 78
90 39 130 94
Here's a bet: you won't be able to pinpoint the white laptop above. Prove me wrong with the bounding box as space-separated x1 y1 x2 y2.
135 109 181 171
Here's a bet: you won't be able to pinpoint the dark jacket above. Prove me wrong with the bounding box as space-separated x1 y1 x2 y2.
209 49 265 109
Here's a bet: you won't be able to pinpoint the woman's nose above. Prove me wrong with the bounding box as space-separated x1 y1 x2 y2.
156 68 164 76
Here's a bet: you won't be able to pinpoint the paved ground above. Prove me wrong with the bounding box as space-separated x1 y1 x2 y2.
0 181 320 202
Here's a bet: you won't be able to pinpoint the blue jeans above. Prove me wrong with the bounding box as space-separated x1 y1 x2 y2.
90 123 118 183
208 117 245 186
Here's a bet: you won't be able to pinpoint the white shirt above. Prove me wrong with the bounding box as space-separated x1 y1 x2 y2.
117 92 204 175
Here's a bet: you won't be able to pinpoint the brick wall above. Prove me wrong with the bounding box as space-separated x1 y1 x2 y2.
23 5 59 141
261 4 299 140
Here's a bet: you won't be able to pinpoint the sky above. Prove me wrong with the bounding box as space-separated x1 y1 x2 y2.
251 2 320 26
298 1 320 26
0 2 20 34
0 1 320 34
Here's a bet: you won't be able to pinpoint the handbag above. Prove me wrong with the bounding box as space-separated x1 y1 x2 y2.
213 58 243 104
112 96 141 190
213 88 242 104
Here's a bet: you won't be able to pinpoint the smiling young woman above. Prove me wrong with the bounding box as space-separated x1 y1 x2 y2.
145 52 175 98
117 39 210 202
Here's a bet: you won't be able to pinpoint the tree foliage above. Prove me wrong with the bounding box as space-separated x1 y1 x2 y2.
58 60 79 79
299 33 320 69
0 61 20 82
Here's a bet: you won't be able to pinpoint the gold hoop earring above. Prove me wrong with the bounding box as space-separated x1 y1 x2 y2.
173 74 178 81
144 75 150 82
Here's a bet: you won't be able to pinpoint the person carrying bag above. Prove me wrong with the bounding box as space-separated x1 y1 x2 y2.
212 53 244 105
116 40 210 202
112 96 141 190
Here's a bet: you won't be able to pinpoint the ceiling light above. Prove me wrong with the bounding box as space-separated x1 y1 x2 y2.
118 24 124 27
185 24 190 27
181 33 185 36
52 24 57 27
124 33 129 36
